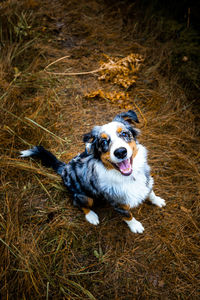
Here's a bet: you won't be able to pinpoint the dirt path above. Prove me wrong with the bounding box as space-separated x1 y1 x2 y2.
0 1 199 299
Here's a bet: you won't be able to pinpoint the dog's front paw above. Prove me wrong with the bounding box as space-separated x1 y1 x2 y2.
85 210 100 225
149 191 166 208
153 196 166 208
125 218 144 234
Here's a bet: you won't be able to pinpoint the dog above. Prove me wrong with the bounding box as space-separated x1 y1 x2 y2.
20 110 165 233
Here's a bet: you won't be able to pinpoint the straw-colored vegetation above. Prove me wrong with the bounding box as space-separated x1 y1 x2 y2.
0 0 199 299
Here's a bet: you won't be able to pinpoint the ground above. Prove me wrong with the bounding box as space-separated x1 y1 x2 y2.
0 0 199 299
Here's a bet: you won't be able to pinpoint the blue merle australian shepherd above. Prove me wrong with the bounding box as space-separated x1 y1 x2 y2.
20 110 165 233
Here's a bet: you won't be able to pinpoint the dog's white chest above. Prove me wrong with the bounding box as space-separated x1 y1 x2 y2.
97 164 151 208
122 174 150 207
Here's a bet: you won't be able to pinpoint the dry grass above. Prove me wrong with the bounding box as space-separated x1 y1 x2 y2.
0 0 199 299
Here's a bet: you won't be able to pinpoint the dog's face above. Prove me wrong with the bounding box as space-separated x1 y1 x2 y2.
83 110 140 176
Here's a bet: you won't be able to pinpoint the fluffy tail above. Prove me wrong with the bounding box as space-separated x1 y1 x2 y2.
20 146 66 175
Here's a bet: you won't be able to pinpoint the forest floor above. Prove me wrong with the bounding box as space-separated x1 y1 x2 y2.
0 0 199 299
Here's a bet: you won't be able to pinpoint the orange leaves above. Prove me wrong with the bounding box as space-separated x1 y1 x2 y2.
85 90 132 109
85 53 144 109
85 89 105 99
85 90 128 102
98 53 144 88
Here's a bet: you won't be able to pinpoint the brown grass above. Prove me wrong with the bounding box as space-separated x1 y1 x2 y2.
0 0 199 299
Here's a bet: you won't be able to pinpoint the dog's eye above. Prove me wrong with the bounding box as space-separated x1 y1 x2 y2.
121 131 129 138
100 139 110 152
101 139 108 147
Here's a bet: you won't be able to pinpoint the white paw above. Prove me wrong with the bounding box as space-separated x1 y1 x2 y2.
149 191 166 208
152 196 166 208
85 210 99 225
125 218 144 234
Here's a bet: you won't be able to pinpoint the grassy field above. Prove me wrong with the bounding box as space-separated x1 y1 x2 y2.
0 1 199 299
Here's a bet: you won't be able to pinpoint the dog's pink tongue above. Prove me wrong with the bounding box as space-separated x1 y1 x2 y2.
117 158 132 175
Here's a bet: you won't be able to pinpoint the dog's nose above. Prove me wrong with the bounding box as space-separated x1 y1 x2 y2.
114 147 127 159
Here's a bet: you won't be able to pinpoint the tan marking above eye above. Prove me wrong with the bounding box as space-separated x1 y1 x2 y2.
101 133 108 139
117 127 123 134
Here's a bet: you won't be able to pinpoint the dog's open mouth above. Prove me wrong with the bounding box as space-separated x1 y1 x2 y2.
115 157 132 176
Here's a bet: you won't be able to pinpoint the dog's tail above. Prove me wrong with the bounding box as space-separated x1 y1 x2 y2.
20 146 66 176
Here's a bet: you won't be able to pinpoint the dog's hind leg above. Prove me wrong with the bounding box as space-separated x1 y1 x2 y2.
148 190 166 207
73 194 99 226
114 205 144 234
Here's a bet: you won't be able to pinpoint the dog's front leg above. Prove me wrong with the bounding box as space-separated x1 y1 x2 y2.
73 194 99 225
114 205 144 234
148 190 166 207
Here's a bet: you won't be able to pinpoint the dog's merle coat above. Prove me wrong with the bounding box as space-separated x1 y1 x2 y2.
20 110 165 233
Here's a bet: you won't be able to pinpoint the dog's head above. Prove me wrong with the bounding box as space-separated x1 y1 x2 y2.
83 110 140 176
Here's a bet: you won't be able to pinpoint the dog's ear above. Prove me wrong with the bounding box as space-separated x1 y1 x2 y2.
113 110 139 124
83 132 95 154
113 110 140 139
83 126 100 154
83 132 93 143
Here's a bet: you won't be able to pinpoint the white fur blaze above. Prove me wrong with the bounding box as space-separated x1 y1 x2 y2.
149 191 166 207
20 149 34 157
125 218 144 233
85 210 100 225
